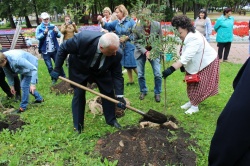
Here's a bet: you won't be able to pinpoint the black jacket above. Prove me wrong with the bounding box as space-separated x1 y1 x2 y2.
209 58 250 165
54 30 124 95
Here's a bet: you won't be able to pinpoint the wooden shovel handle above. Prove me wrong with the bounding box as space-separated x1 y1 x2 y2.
58 76 147 116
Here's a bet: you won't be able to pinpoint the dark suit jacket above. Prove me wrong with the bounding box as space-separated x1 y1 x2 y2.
209 58 250 165
55 30 124 95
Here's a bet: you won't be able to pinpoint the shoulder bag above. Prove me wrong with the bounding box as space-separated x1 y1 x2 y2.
183 35 205 83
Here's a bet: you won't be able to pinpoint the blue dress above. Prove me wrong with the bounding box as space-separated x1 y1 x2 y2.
103 17 136 68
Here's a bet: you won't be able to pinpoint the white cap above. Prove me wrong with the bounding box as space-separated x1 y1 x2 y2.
41 12 50 19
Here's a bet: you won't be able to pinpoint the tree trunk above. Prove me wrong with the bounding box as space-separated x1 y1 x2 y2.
193 2 202 19
32 0 40 25
54 9 58 22
7 5 15 28
123 0 127 7
109 0 114 12
193 1 197 19
25 16 32 28
182 2 187 15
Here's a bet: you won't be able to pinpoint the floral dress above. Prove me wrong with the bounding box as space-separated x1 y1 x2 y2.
103 17 136 68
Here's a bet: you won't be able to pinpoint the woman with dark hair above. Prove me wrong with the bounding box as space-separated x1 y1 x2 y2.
194 9 212 42
214 8 234 62
162 15 219 114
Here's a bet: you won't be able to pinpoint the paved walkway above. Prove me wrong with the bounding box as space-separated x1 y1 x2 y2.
29 42 249 64
210 42 249 64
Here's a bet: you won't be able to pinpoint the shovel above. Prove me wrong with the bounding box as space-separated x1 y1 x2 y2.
58 76 168 124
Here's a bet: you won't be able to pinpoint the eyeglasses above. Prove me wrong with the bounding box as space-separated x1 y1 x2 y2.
43 18 49 20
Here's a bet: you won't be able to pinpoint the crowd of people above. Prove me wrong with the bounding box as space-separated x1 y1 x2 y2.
2 6 248 164
0 6 235 126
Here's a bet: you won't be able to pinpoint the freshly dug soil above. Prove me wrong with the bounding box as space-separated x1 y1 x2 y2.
95 121 197 165
50 81 97 95
0 114 26 132
50 80 74 95
0 113 196 165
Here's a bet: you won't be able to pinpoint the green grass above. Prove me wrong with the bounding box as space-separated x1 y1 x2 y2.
0 59 243 165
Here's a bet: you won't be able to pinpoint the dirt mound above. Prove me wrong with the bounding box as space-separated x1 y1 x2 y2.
50 81 97 94
0 114 26 132
50 80 74 95
95 126 196 166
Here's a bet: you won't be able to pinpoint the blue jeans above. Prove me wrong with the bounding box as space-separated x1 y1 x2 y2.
136 55 162 95
20 75 43 110
42 51 66 77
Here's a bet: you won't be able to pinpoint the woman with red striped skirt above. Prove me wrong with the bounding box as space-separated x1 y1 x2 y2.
162 15 219 114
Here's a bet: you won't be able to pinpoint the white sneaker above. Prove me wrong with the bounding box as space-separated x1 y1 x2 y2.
185 106 199 115
180 101 191 110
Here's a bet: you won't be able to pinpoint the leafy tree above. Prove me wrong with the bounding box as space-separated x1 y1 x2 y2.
131 0 181 111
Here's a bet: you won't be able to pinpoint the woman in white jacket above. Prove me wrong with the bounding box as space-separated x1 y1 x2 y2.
162 15 219 114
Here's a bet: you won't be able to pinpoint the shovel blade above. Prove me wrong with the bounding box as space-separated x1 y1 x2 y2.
143 109 168 124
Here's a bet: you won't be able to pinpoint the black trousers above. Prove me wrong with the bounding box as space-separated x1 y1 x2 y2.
217 42 232 60
72 80 116 133
0 68 21 97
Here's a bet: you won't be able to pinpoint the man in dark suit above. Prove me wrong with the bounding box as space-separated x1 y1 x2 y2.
50 31 126 133
209 58 250 165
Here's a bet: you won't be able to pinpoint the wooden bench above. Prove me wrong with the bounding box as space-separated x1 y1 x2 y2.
0 33 38 55
0 33 29 49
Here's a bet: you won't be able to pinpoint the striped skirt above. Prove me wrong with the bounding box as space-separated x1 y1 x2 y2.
187 58 219 106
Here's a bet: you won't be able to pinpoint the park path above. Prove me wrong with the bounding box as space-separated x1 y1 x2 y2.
210 42 249 64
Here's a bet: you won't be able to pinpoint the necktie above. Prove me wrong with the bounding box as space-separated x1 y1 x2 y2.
92 53 102 70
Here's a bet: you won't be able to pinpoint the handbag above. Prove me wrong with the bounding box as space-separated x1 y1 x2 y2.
183 35 205 84
184 74 200 83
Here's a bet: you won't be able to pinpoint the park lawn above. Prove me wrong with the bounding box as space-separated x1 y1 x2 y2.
0 59 242 165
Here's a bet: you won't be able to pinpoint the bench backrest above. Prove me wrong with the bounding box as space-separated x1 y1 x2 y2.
0 34 28 49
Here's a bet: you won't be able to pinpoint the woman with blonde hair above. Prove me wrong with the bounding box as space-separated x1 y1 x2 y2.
102 7 112 23
100 7 113 33
97 4 137 85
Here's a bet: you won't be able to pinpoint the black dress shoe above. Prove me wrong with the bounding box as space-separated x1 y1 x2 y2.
139 93 147 100
155 94 161 102
112 121 122 129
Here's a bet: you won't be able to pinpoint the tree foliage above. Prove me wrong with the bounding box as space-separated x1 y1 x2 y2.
1 0 250 28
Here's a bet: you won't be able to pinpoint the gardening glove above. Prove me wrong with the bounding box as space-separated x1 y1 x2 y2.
50 70 60 84
162 66 176 79
180 66 185 72
117 97 127 110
